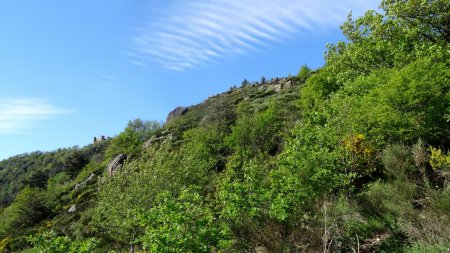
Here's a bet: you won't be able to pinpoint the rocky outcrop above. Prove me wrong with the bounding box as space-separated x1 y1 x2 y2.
74 173 96 190
107 154 127 177
255 246 269 253
273 84 282 93
166 106 188 124
143 130 174 149
143 135 158 149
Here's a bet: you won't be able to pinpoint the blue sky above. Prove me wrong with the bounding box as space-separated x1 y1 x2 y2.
0 0 379 160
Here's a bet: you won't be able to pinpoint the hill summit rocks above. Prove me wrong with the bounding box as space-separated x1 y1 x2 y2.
166 106 188 124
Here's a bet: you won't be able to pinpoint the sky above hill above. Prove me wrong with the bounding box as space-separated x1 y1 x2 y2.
0 0 379 160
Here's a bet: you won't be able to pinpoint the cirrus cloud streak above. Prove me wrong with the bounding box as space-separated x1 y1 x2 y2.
0 98 68 134
132 0 378 72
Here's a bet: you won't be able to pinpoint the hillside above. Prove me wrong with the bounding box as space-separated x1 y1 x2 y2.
1 1 450 252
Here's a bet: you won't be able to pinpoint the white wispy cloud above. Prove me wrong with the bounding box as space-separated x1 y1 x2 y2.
132 0 378 72
0 98 68 134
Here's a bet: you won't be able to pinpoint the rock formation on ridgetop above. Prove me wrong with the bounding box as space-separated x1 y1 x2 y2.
166 106 188 124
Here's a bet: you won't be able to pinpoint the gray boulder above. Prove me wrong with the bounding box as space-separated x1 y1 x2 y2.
143 135 158 149
273 84 282 93
166 106 188 124
74 173 96 190
284 80 293 89
107 154 127 177
255 246 269 253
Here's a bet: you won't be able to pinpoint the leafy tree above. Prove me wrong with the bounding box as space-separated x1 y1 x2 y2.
326 0 450 84
180 126 228 182
260 76 266 84
138 188 226 253
0 187 49 236
299 67 338 112
26 170 49 189
329 58 450 146
105 119 162 161
297 64 312 83
28 230 97 253
270 122 350 221
199 97 236 132
226 105 282 157
240 79 249 87
217 159 270 221
93 142 184 248
63 150 88 177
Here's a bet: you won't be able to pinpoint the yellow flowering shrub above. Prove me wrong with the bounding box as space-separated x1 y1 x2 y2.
429 147 450 171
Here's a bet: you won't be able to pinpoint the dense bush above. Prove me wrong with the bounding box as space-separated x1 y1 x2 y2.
28 230 97 253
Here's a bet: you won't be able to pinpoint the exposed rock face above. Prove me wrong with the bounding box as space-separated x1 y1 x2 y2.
273 84 282 93
255 245 269 253
74 173 96 190
143 135 158 149
166 106 188 124
143 132 174 149
107 154 127 177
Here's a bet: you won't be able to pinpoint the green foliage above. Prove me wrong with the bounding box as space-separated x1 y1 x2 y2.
0 237 12 253
429 146 450 172
105 119 162 161
47 172 71 190
299 68 338 111
138 188 226 253
260 76 266 84
240 79 249 88
382 144 415 179
179 126 228 187
93 141 200 247
326 0 450 83
406 241 450 253
430 186 450 216
271 122 351 220
0 187 49 236
226 105 282 157
364 180 416 218
297 64 312 83
326 58 450 146
217 159 270 221
27 230 97 253
63 150 88 177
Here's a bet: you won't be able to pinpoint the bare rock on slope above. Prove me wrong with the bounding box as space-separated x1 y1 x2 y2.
107 154 127 177
166 106 188 124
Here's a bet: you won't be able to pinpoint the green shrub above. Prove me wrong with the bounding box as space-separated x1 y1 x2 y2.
137 188 227 253
406 241 450 253
382 144 415 180
0 187 50 236
217 159 270 221
429 147 450 172
329 59 450 146
297 64 312 83
363 180 416 218
226 105 282 157
27 230 97 253
105 119 162 161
